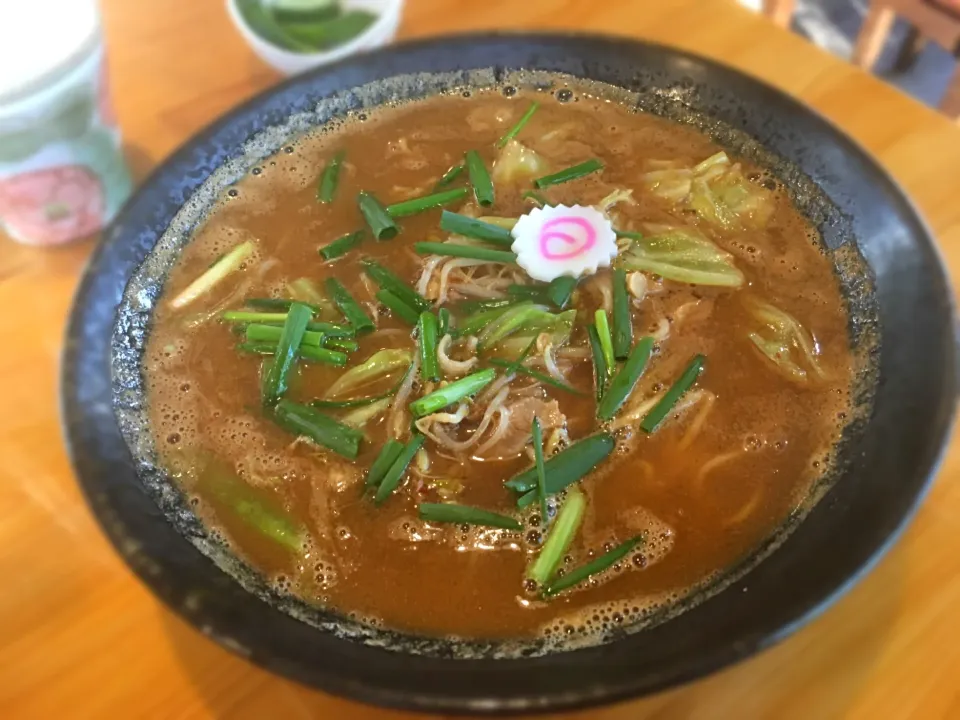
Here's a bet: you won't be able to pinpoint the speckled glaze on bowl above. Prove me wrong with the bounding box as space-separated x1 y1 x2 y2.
62 34 957 715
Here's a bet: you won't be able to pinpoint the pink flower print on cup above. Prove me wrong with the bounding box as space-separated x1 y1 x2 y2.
512 205 618 282
0 165 104 246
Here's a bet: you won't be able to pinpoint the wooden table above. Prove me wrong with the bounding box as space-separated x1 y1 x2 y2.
3 1 960 717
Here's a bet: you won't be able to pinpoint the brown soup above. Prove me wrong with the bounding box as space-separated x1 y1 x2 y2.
144 85 852 644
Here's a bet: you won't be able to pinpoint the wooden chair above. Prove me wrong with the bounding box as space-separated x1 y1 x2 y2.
853 0 960 120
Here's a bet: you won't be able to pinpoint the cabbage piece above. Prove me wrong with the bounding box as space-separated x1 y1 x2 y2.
491 139 548 185
617 227 744 287
689 164 774 230
477 305 575 351
746 298 824 382
324 349 412 398
341 397 392 428
642 151 774 229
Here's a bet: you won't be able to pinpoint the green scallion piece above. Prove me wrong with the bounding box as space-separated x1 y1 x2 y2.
245 323 323 347
260 302 312 407
434 163 465 189
597 336 654 421
316 150 344 203
465 150 494 207
438 308 453 336
309 321 355 338
365 440 405 488
386 187 469 218
523 190 549 207
534 158 604 189
586 324 609 401
357 191 398 240
594 309 615 371
640 354 706 433
612 268 632 360
439 210 514 246
272 399 363 459
224 310 295 324
455 297 517 313
409 368 496 418
325 277 375 334
374 434 426 504
418 312 440 382
414 242 516 264
323 337 359 353
418 503 522 530
240 340 346 367
170 240 255 310
615 230 644 240
497 101 539 148
531 418 548 522
506 433 614 496
319 230 364 261
376 289 419 326
362 259 430 312
488 359 585 396
546 276 577 309
527 488 585 585
543 535 644 597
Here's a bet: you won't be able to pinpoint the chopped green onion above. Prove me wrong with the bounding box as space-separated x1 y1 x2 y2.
414 242 516 264
376 289 419 325
386 188 469 218
357 191 398 240
612 268 632 360
507 432 614 498
246 323 323 346
418 503 522 530
362 259 430 312
418 312 440 382
546 276 578 309
201 459 304 553
531 418 548 522
594 309 615 371
587 324 609 401
543 536 644 597
365 440 404 489
224 310 295 324
438 308 453 336
319 230 364 260
455 296 517 314
502 337 537 375
527 488 585 584
323 337 359 353
325 348 411 399
240 341 346 366
488 359 585 396
272 400 363 459
616 230 643 240
534 158 604 189
325 277 375 334
439 210 514 246
497 101 539 147
640 354 706 432
434 163 465 189
409 368 496 418
309 321 354 338
374 434 426 504
523 190 549 207
170 240 255 309
260 302 312 407
316 150 344 203
597 336 654 421
465 150 494 207
244 297 320 313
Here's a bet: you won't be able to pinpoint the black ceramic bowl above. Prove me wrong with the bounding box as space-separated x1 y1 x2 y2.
62 34 957 715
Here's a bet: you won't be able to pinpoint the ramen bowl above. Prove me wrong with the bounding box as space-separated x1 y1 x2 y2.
62 34 957 715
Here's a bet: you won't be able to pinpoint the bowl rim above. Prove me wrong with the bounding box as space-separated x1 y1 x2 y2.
61 30 959 715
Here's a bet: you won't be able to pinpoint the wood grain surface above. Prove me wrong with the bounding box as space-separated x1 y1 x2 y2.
3 1 960 718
